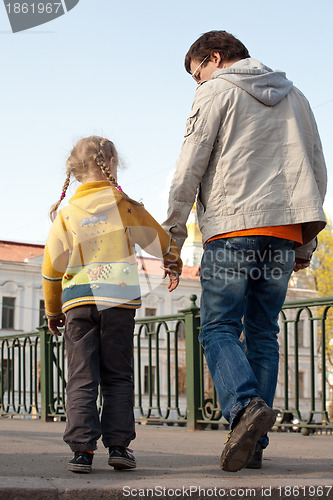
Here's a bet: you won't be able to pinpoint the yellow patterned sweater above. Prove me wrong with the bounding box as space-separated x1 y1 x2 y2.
42 182 182 318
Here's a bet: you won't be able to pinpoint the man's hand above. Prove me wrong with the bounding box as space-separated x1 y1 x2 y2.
48 315 65 336
163 267 180 292
293 258 310 272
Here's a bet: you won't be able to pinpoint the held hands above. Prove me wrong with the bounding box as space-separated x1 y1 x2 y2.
293 258 310 273
47 314 65 336
162 257 181 292
163 267 180 292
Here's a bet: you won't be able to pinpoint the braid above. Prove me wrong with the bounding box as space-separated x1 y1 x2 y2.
94 139 142 207
94 139 117 186
49 172 71 221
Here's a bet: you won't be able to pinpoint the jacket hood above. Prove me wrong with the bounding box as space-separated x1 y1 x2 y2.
68 182 122 215
211 58 293 106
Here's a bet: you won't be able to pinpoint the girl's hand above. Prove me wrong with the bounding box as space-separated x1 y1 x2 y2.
163 268 180 292
168 273 180 292
47 315 65 336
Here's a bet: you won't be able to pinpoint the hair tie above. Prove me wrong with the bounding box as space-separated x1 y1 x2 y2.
116 185 123 192
60 192 66 200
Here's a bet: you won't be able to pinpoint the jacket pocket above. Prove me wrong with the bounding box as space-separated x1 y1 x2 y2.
184 108 199 137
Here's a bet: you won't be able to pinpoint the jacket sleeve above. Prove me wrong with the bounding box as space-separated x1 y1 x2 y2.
309 107 327 203
295 106 327 261
295 238 317 260
42 214 69 318
162 82 222 250
128 204 182 275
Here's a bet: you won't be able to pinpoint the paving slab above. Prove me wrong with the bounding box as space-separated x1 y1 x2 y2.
0 417 332 499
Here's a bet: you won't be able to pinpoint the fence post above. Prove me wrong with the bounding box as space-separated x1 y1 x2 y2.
182 294 202 430
37 317 52 422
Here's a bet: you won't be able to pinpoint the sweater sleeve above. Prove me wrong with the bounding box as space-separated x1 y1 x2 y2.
128 203 182 275
42 214 69 318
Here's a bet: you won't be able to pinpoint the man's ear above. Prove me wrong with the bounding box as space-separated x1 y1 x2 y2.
211 51 223 68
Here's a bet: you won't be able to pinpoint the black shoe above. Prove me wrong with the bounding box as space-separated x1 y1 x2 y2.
108 446 136 470
245 442 263 469
220 397 275 472
68 451 93 473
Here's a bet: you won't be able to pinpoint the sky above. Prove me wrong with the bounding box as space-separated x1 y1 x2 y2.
1 0 333 244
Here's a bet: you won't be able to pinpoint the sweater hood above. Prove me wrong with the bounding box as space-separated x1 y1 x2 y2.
68 182 122 215
211 58 293 106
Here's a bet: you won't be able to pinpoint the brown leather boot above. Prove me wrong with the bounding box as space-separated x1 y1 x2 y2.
245 442 263 469
220 398 275 472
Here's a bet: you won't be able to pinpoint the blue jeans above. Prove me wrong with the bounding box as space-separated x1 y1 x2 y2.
199 236 295 448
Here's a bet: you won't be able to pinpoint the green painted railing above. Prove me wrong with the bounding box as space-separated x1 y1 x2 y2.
1 295 332 434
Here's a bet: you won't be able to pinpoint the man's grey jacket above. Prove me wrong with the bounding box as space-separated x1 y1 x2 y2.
163 58 327 260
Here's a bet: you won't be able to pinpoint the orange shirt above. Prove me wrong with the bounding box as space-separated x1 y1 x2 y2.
206 224 303 245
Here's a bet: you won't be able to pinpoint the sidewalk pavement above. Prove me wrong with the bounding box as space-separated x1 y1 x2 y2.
0 417 332 500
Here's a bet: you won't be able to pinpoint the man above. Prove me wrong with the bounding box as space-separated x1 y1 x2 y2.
163 31 327 472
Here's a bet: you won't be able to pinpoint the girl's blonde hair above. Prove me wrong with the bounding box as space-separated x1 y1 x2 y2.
50 136 125 221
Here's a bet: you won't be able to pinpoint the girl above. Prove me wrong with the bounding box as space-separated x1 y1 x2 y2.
42 136 182 473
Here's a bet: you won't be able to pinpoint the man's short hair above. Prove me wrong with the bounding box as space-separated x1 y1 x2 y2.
185 30 250 74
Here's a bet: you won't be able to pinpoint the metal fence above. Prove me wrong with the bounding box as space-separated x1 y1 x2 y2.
1 295 332 434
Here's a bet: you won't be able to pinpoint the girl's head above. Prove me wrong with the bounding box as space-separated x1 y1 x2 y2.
67 136 119 183
50 136 119 221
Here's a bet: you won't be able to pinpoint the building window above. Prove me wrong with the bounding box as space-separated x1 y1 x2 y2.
289 319 305 347
2 297 15 329
297 320 305 347
178 366 186 394
298 371 305 399
144 308 156 336
39 300 45 326
144 365 156 395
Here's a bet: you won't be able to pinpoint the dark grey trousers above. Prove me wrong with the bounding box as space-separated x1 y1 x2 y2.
63 305 136 452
